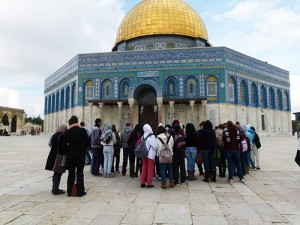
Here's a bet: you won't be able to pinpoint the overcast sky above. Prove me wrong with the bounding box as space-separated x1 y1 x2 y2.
0 0 299 119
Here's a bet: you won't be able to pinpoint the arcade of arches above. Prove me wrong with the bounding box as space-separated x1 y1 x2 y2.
0 106 25 135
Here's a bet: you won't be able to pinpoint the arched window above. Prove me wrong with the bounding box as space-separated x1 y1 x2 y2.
51 94 55 113
283 91 288 110
268 88 275 109
206 76 217 96
186 77 197 97
60 89 65 110
48 96 51 114
45 97 47 115
240 81 246 103
71 83 76 107
102 80 112 98
56 92 59 112
166 78 177 96
260 86 267 108
251 83 258 106
120 79 130 98
276 89 282 109
228 77 235 102
85 80 94 100
66 86 70 109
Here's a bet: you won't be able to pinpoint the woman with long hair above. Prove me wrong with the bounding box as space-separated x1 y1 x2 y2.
185 123 200 181
45 125 67 195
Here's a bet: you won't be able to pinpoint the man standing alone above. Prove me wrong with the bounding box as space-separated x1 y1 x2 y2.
64 116 90 197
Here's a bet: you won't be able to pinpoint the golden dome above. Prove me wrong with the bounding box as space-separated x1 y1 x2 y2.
114 0 209 46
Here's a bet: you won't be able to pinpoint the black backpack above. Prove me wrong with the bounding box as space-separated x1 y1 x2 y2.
173 134 186 153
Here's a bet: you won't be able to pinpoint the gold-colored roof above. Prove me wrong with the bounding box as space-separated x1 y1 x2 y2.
114 0 208 46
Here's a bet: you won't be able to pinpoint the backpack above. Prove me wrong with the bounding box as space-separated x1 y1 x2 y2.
158 135 172 163
173 134 186 153
216 137 224 148
240 138 248 152
134 133 153 159
101 129 112 144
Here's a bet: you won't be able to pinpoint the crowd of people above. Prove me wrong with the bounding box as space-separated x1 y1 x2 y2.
45 116 261 197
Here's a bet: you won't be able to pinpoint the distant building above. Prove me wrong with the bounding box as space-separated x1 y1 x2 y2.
0 106 25 135
44 0 291 134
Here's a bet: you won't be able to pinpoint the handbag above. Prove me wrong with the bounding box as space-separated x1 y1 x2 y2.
295 149 300 167
53 153 66 173
53 134 66 173
196 151 203 165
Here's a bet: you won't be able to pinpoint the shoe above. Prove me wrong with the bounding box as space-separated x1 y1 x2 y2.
240 178 245 183
219 173 226 178
228 179 234 184
140 184 146 188
134 173 138 177
78 192 87 197
256 167 260 170
161 182 167 189
117 171 121 174
146 185 154 188
53 189 65 195
104 173 108 178
107 173 115 178
170 180 175 188
92 173 103 177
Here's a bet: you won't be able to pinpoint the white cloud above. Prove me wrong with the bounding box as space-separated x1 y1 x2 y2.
0 87 22 109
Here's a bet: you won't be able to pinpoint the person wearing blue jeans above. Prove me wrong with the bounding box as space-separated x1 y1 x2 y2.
101 124 116 178
185 123 200 181
222 121 244 183
226 150 244 181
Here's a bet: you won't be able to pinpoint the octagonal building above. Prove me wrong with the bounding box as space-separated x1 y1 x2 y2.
44 0 291 134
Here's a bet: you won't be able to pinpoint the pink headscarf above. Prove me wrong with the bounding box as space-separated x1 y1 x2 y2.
48 125 67 147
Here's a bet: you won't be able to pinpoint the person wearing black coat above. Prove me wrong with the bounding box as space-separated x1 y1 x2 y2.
64 116 90 197
45 125 68 195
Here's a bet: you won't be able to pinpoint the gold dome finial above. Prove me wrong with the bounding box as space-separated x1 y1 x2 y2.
114 0 209 47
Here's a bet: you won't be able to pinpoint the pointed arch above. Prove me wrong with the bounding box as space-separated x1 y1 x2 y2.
283 91 289 110
276 89 282 110
166 77 177 97
251 83 258 106
240 80 247 104
186 77 197 97
66 86 70 109
71 83 76 107
60 89 65 110
56 91 59 112
228 77 236 102
260 85 267 108
268 87 275 109
120 79 130 99
206 75 217 97
102 79 112 99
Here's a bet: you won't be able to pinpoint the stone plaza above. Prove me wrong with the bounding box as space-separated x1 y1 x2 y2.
0 135 299 225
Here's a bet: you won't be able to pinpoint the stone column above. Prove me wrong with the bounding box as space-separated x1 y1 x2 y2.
169 101 174 124
99 102 104 120
157 97 163 124
189 100 195 124
117 102 123 131
88 103 93 129
128 98 135 126
199 100 207 122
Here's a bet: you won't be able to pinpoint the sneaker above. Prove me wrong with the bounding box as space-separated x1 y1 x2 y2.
228 179 234 184
240 178 245 183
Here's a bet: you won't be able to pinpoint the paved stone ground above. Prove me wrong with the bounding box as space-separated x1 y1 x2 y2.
0 135 299 225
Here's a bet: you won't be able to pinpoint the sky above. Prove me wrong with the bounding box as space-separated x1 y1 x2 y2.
0 0 299 119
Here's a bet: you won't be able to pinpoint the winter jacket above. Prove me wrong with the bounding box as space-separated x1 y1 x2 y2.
222 127 241 151
143 124 158 160
120 126 132 149
45 132 66 171
64 126 90 155
200 120 217 151
156 133 174 156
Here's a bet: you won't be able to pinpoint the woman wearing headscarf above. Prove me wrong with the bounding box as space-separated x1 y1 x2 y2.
200 120 217 182
101 124 117 178
45 125 68 195
140 124 158 188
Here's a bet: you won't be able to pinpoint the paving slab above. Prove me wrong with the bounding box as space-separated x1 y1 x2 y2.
0 135 299 225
